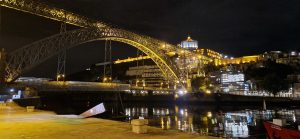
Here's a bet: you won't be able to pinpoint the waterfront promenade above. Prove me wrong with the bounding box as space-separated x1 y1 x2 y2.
0 103 217 139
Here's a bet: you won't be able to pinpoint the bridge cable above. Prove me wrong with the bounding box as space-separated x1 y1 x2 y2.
141 51 145 89
103 39 112 82
56 13 67 81
0 6 3 83
135 49 140 86
0 5 1 39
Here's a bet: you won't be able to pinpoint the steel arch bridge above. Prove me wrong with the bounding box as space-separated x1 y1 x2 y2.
0 0 188 88
4 27 183 84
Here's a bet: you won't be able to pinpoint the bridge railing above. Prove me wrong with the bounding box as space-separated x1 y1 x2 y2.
16 81 131 92
0 0 108 28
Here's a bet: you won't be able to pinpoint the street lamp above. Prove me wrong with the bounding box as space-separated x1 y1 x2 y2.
142 80 146 87
56 74 65 81
56 75 61 81
103 77 107 82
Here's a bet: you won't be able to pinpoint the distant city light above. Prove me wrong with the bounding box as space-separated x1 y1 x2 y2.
205 90 211 94
180 109 184 116
207 112 212 118
290 51 296 56
178 90 184 95
9 88 15 92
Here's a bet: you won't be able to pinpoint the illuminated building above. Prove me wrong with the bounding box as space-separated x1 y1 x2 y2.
294 83 300 97
220 71 249 93
126 65 168 88
221 72 244 83
262 51 282 61
193 49 222 65
276 50 300 65
180 36 198 50
221 55 262 65
194 49 222 59
211 68 249 93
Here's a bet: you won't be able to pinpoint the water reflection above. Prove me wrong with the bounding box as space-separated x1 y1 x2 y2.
123 105 299 138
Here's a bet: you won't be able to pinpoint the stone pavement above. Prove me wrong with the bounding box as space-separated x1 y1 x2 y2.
0 103 218 139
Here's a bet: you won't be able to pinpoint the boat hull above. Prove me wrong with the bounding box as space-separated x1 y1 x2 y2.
264 122 300 139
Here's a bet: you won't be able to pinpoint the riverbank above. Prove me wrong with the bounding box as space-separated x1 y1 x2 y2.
34 91 297 104
0 103 217 139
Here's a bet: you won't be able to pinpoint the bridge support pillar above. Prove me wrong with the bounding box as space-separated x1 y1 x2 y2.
186 79 192 92
0 48 6 84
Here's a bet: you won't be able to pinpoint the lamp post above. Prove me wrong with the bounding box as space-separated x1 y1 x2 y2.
56 74 65 81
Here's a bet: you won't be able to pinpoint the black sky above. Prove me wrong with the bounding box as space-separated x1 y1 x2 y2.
1 0 300 78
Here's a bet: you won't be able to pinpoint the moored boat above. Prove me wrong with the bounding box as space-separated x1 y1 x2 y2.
264 120 300 139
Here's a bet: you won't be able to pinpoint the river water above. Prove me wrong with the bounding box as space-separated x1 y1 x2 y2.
38 94 300 139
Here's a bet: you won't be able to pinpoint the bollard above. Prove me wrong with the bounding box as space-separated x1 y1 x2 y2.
0 102 6 109
26 106 35 112
131 119 148 134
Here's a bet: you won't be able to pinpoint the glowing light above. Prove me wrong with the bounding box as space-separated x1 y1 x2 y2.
205 90 211 94
207 112 212 118
180 109 184 116
178 90 184 95
175 94 179 98
290 51 296 56
9 88 15 92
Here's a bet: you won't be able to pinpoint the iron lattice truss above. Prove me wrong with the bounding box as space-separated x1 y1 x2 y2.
0 0 181 53
0 0 107 28
0 0 191 86
5 28 183 84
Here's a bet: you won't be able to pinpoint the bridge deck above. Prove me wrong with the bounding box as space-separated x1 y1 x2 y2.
15 81 174 92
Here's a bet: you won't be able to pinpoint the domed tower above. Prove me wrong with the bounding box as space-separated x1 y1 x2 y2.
180 36 198 50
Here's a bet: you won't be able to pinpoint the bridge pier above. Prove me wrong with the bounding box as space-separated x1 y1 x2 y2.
0 48 6 84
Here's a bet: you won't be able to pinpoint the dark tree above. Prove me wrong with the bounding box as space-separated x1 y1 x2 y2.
203 63 222 75
244 61 295 95
191 77 211 92
261 73 289 96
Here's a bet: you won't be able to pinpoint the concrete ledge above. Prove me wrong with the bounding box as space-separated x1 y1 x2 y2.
26 106 35 112
131 119 149 134
131 119 148 126
0 108 218 139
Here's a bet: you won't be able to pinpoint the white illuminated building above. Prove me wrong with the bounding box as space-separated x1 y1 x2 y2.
221 73 244 83
215 69 249 93
180 36 198 50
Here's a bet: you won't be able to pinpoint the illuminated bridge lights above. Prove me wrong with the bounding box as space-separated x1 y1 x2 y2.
1 0 215 90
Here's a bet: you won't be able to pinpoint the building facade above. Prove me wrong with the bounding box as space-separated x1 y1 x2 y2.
180 36 198 50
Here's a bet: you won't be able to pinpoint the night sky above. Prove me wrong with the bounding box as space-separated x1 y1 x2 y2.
1 0 300 78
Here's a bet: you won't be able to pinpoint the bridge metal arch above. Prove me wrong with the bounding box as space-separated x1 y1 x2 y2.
5 27 182 85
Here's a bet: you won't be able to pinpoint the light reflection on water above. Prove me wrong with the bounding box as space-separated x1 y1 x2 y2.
122 106 299 138
39 96 300 138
